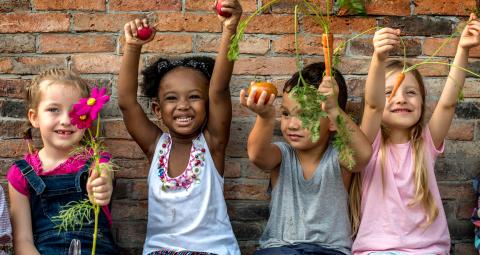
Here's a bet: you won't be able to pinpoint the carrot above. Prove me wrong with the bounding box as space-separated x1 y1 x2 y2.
387 72 406 102
322 33 334 76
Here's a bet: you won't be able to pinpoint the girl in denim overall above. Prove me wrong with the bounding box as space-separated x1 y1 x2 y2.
7 69 117 255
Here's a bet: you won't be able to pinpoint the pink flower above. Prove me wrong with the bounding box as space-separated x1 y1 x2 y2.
69 87 110 129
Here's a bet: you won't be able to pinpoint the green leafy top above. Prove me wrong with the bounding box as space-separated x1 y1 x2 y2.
335 0 367 15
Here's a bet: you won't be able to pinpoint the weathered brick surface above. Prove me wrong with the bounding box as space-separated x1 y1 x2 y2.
1 1 480 254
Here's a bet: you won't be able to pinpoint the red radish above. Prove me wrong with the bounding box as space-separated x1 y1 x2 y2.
216 0 232 17
137 27 153 40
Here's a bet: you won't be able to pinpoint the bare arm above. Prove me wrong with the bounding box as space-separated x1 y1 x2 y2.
429 14 480 148
319 77 372 172
9 185 40 255
118 19 161 161
240 88 282 171
360 28 400 143
204 0 242 174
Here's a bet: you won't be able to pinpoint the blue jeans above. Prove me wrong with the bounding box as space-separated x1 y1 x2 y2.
254 243 346 255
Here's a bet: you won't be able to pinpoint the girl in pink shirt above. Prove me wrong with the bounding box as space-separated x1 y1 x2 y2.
352 14 480 255
7 69 116 255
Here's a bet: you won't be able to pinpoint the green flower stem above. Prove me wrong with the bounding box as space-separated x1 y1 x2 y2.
91 115 102 255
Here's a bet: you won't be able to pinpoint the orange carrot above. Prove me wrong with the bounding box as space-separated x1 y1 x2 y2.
388 72 406 102
322 33 334 76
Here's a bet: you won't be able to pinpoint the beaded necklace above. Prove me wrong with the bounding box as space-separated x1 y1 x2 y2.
157 134 205 191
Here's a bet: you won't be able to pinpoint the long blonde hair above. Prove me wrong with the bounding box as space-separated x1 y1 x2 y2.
349 60 438 237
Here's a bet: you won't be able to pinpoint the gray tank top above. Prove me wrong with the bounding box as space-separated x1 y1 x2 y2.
259 142 352 255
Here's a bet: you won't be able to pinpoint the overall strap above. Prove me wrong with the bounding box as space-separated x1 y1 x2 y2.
14 159 45 195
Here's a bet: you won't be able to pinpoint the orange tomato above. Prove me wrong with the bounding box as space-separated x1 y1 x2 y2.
247 82 278 104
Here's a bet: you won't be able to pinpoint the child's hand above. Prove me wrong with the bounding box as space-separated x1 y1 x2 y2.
87 164 113 206
459 13 480 50
240 84 276 119
214 0 243 32
318 76 339 116
124 18 155 46
373 27 401 61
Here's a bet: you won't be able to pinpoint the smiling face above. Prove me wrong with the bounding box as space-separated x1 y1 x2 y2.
382 71 424 131
280 92 331 151
154 67 209 138
28 81 86 153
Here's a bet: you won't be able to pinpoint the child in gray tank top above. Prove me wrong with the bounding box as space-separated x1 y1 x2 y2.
239 62 372 255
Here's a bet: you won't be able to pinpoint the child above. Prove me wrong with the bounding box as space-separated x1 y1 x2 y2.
352 14 480 255
0 185 12 254
240 63 372 255
7 69 117 255
117 1 242 254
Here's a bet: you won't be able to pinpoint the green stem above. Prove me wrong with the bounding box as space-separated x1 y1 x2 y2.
91 114 102 255
91 204 99 255
404 61 480 78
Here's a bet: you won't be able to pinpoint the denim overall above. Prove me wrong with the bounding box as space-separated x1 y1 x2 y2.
15 159 117 255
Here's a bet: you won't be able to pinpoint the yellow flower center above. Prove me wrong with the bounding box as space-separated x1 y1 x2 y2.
80 115 87 120
87 98 96 106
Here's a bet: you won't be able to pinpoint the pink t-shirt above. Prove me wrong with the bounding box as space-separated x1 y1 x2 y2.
7 152 112 225
352 127 450 255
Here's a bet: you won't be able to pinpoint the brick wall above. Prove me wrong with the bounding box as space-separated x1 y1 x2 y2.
1 0 479 254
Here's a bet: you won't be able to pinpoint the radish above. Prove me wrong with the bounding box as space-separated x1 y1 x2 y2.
137 27 153 40
216 0 232 18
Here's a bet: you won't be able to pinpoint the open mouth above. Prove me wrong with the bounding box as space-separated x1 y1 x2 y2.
174 116 193 126
55 130 74 136
391 108 412 113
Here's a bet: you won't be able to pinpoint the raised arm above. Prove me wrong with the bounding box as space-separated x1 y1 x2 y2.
360 28 400 143
118 19 161 161
240 87 282 171
204 0 242 173
9 185 41 255
429 13 480 148
319 77 372 172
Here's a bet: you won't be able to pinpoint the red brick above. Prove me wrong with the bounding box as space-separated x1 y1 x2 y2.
0 56 66 75
120 34 193 54
243 161 270 179
304 57 370 75
304 17 377 35
0 58 14 73
464 78 480 98
72 54 122 74
406 58 450 77
224 158 242 178
366 0 410 16
39 34 115 53
273 35 346 55
0 79 28 99
454 242 477 255
224 179 270 200
0 120 29 138
112 221 147 246
197 34 269 55
0 13 69 33
272 0 332 14
102 120 132 140
423 37 480 58
0 139 27 157
244 15 294 34
0 0 30 12
109 0 180 11
113 159 149 179
446 120 474 141
350 37 422 57
0 34 35 53
456 199 476 220
233 57 297 75
104 139 146 159
115 179 147 199
344 76 366 97
33 0 105 10
414 0 475 16
438 182 475 201
186 0 257 13
183 13 222 32
111 200 147 221
73 13 140 32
